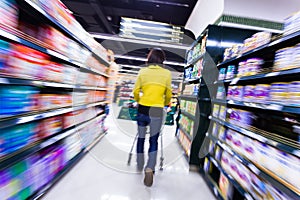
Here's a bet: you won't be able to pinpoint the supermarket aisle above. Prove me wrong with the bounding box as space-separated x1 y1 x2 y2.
43 104 215 200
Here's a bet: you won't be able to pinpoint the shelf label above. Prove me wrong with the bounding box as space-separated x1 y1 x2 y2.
230 78 240 85
0 77 9 84
213 187 218 196
47 49 68 61
248 163 260 175
266 104 283 111
0 29 20 43
293 150 300 157
245 193 254 200
265 72 280 77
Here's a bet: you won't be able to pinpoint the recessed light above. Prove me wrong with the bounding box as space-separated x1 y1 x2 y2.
107 16 112 21
156 4 160 7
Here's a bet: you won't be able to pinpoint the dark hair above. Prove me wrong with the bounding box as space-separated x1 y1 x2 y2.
146 48 166 64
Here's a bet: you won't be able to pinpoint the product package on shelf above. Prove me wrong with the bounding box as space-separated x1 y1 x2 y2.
223 32 271 61
224 128 300 193
182 84 199 96
38 116 63 139
0 85 39 116
0 122 39 157
0 0 19 29
220 151 290 200
284 10 300 35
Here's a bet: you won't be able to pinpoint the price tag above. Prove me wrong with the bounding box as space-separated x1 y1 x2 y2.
228 100 234 104
0 29 20 43
245 193 254 200
47 49 68 61
267 104 283 111
293 150 300 157
0 78 9 84
213 187 218 196
265 72 280 77
230 77 240 85
248 163 260 175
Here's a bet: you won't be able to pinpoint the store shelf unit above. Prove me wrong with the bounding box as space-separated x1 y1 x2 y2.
117 81 135 106
179 25 258 168
200 23 300 200
0 0 111 199
28 132 106 200
207 134 300 199
20 0 110 67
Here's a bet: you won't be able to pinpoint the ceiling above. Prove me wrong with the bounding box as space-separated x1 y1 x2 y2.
61 0 198 76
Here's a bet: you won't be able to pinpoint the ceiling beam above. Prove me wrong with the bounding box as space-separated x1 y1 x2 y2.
89 0 114 34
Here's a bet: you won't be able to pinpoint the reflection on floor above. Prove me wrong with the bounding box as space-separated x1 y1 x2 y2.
43 104 215 200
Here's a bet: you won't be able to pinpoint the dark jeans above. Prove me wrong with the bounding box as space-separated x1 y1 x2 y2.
136 113 163 171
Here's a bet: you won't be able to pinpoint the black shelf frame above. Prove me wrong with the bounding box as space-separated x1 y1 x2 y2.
0 101 107 129
0 113 106 171
208 135 300 199
179 95 198 101
20 0 110 67
210 116 300 159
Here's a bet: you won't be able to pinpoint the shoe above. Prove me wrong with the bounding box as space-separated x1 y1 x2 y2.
144 168 154 187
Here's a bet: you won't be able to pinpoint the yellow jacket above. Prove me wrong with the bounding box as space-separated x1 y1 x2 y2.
133 65 172 108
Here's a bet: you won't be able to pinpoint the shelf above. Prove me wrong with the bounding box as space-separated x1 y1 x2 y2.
212 98 300 115
181 110 196 120
0 28 110 78
22 0 110 67
0 113 105 171
210 117 300 159
179 95 198 101
229 100 300 115
208 155 254 200
0 76 108 90
217 68 300 85
178 127 193 141
203 174 225 200
217 30 300 68
0 101 107 129
184 78 200 84
186 53 204 66
199 98 211 102
28 132 104 200
209 135 300 199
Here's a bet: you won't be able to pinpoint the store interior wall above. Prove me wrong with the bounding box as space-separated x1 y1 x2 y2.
186 0 300 38
223 0 300 22
185 0 224 38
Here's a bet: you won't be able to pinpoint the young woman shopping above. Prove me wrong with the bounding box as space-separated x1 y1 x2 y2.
133 48 172 187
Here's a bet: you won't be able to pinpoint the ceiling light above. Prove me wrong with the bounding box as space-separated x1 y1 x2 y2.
138 0 189 7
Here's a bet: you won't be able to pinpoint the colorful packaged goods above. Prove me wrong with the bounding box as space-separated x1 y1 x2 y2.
283 11 300 35
0 122 39 157
5 43 49 79
0 0 19 29
0 86 39 116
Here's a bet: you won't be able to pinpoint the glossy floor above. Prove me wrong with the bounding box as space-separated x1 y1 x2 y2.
43 105 215 200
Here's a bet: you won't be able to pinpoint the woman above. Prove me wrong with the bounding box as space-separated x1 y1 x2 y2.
133 48 172 187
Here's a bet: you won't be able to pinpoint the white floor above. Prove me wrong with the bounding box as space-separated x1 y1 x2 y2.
43 104 215 200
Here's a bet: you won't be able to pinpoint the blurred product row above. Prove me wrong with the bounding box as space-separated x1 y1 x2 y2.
0 0 112 200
